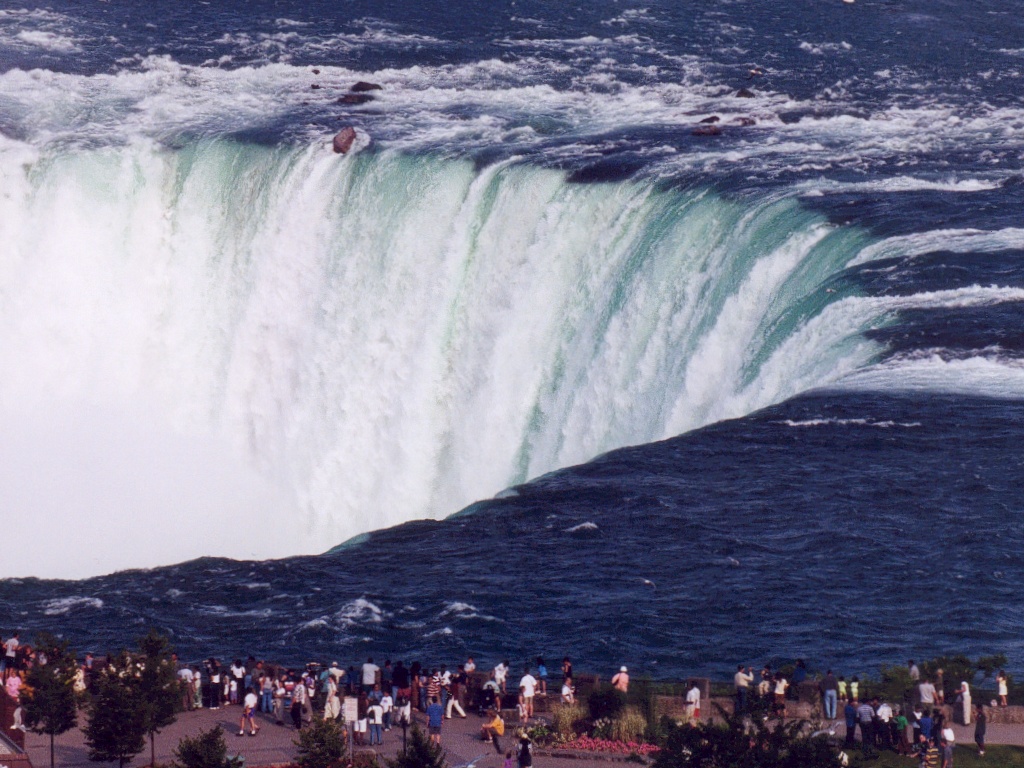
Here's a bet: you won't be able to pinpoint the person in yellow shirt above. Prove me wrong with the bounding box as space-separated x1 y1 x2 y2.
481 709 505 754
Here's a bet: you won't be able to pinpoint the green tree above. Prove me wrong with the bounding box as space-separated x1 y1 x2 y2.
171 726 243 768
84 652 146 768
386 724 446 768
21 632 79 768
295 717 348 768
652 711 842 768
136 629 181 767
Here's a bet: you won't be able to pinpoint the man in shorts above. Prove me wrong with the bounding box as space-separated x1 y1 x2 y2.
427 696 444 745
519 667 538 720
239 689 260 736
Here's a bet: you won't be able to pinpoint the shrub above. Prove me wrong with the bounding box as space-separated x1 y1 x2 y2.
551 703 588 739
610 707 648 744
386 725 446 768
171 726 243 768
294 718 347 768
588 688 627 721
651 714 842 768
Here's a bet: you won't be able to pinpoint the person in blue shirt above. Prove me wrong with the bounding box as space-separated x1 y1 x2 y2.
844 700 858 747
427 696 445 746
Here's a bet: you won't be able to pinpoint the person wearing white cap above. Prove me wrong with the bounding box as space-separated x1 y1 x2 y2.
611 666 629 693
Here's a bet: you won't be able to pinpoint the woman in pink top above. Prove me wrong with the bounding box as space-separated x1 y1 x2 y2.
6 671 22 700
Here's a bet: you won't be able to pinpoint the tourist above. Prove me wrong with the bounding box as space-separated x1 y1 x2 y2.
916 734 940 768
5 671 22 701
273 676 287 724
427 669 442 711
909 660 920 681
382 660 393 698
837 675 848 704
368 696 384 745
856 698 874 748
370 682 383 705
561 656 573 683
396 695 412 730
446 665 467 719
919 677 937 709
758 668 772 699
536 658 548 696
354 692 368 744
481 708 505 754
516 698 528 725
393 660 409 702
517 732 533 768
192 667 203 710
519 666 538 720
773 675 789 719
494 660 509 695
974 703 986 756
735 665 754 713
561 677 575 704
323 673 340 721
362 657 380 693
932 708 945 746
178 665 195 711
957 681 972 725
876 698 893 748
503 750 514 768
940 736 953 768
894 707 911 755
844 699 857 747
465 656 476 673
2 633 18 680
820 669 838 720
291 679 307 729
685 681 701 724
239 688 260 736
381 687 394 730
426 695 444 746
611 666 629 693
935 668 945 704
997 670 1008 707
229 677 238 705
849 676 860 702
261 671 274 713
919 708 933 743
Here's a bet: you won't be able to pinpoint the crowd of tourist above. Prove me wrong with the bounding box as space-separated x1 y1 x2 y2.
2 625 1019 766
732 658 1013 763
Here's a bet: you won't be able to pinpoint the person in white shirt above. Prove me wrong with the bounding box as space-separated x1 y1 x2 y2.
2 634 18 680
685 683 701 724
367 700 385 745
239 690 260 736
362 658 381 693
494 661 509 694
381 691 394 730
561 677 575 704
465 657 476 673
324 675 341 721
519 669 538 719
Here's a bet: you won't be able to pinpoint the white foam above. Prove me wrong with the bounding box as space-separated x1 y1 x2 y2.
851 228 1024 265
566 522 599 532
42 596 104 615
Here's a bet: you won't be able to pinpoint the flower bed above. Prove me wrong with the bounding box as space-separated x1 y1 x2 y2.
554 736 660 756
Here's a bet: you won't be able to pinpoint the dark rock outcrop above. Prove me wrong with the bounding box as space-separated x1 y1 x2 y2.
733 117 756 126
351 81 383 92
312 69 321 75
691 125 722 136
338 94 375 105
310 84 321 90
699 115 720 124
332 127 357 154
736 87 755 98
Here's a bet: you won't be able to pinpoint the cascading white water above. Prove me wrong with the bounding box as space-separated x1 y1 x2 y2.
0 136 935 577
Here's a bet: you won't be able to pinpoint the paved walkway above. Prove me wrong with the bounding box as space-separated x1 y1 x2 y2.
23 706 1024 767
23 706 588 768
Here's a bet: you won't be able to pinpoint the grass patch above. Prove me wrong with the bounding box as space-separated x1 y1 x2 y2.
851 745 1024 768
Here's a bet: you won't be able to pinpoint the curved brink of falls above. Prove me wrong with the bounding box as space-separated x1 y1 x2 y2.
0 139 893 576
